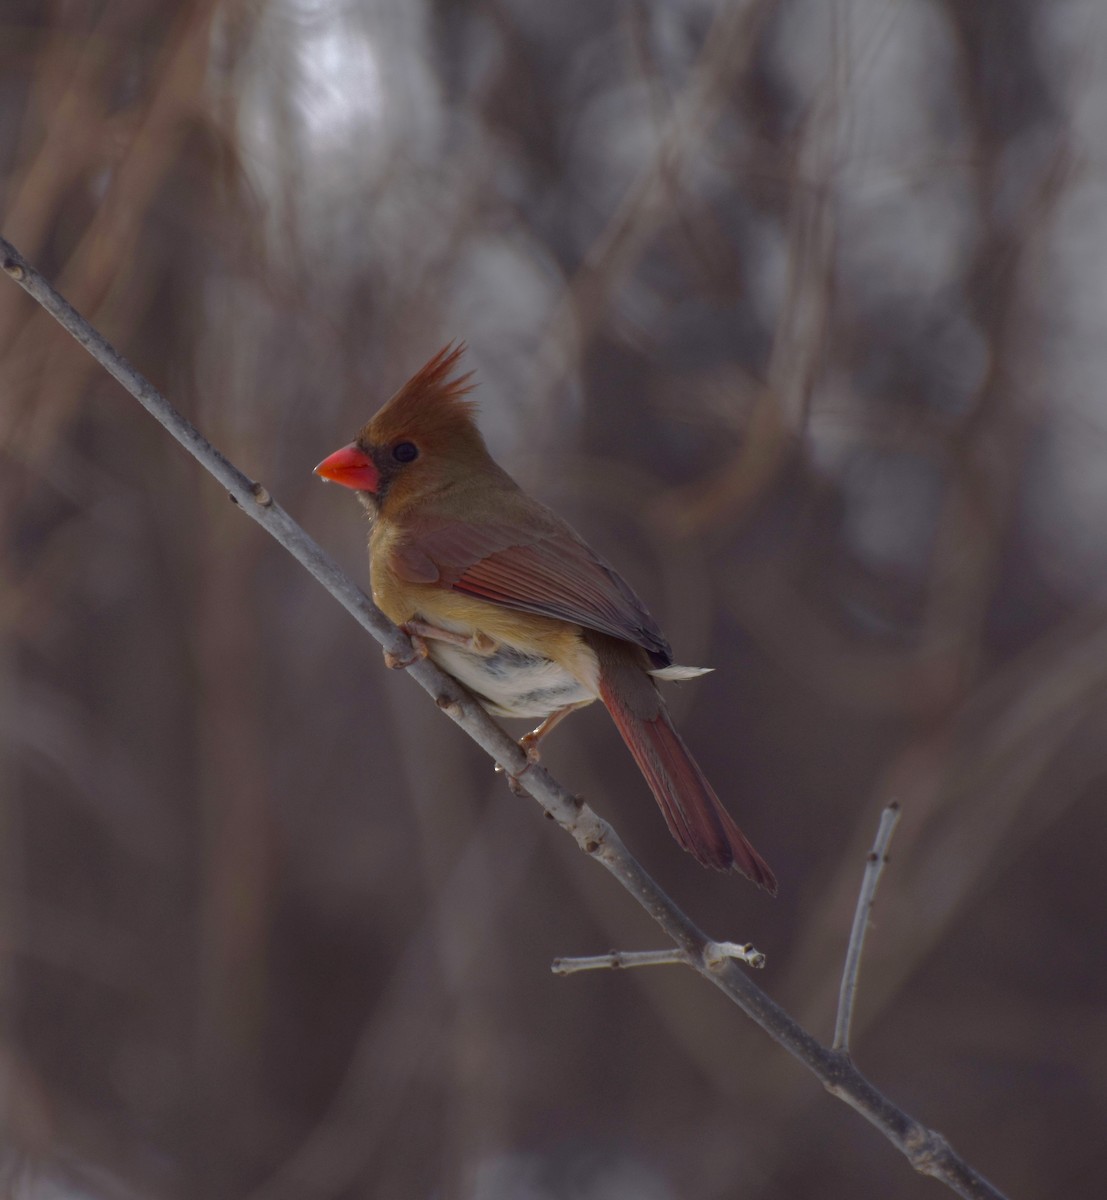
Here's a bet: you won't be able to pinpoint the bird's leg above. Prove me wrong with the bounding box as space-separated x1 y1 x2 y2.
406 619 497 654
519 701 591 763
384 620 496 669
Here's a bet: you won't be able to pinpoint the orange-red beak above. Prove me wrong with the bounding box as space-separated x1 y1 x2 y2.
314 443 380 492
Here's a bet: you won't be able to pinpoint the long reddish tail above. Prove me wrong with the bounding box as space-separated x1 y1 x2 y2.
595 642 777 893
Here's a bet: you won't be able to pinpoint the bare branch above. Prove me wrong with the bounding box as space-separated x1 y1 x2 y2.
834 802 903 1054
552 941 766 975
0 236 1009 1200
553 950 692 975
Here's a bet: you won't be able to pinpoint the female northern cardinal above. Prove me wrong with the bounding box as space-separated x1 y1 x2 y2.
315 345 776 892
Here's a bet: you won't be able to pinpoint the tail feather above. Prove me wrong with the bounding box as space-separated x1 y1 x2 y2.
597 653 777 894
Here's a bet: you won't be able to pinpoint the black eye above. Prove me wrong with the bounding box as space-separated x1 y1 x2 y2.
392 441 418 464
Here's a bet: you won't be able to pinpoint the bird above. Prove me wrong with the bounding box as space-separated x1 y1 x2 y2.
314 344 776 892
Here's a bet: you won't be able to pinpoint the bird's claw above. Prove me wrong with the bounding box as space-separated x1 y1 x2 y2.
518 733 543 765
495 759 533 795
384 630 429 670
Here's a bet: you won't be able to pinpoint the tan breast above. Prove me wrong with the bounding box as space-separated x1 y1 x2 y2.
369 527 601 717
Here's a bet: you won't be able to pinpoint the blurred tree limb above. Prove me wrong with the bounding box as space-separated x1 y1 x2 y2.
0 235 1007 1200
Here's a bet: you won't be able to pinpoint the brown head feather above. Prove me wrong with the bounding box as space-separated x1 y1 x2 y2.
362 342 480 451
355 342 498 515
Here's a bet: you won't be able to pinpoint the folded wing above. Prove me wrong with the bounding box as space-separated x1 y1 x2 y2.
392 516 673 667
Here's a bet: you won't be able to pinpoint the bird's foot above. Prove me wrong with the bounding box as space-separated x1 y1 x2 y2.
518 701 591 763
384 628 430 670
494 759 532 795
518 730 544 764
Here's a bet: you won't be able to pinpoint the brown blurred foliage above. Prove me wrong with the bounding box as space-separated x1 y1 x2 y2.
2 1 1106 1197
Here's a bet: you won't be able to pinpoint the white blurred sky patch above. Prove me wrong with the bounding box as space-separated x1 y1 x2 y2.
230 0 442 226
295 15 384 144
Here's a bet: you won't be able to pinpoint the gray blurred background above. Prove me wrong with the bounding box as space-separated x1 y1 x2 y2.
1 1 1105 1197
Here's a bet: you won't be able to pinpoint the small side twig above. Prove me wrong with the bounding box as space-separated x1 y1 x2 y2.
552 940 765 975
833 802 902 1055
553 949 689 975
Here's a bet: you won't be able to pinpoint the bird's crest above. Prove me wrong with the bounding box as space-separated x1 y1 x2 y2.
364 342 479 448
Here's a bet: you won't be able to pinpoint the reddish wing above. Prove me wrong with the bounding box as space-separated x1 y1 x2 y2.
393 518 673 665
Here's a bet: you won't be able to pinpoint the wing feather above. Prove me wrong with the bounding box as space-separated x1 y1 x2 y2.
398 517 672 665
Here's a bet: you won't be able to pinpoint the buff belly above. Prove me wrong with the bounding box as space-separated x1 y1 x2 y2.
428 640 598 719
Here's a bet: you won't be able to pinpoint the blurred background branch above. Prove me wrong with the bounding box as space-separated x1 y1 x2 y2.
1 1 1104 1198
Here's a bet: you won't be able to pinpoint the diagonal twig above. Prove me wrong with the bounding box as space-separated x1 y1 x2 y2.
0 234 1009 1200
